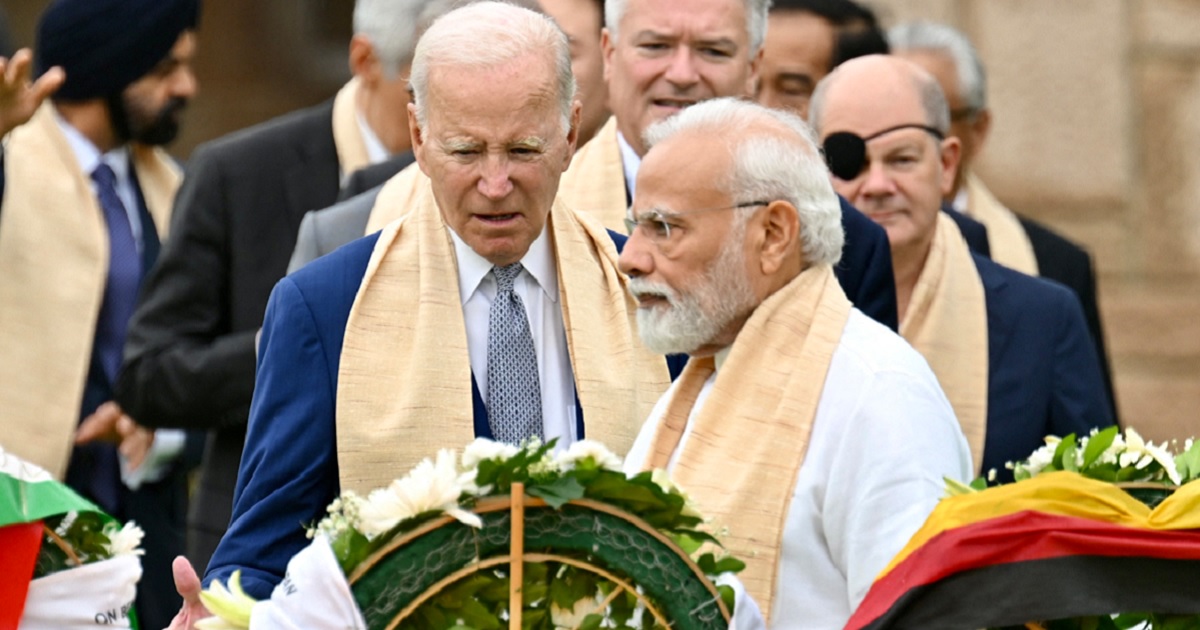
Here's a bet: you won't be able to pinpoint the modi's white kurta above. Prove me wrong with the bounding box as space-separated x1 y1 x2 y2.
625 310 972 629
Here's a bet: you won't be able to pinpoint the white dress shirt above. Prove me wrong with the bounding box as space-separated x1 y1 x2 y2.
449 225 579 446
355 109 391 165
616 131 642 203
54 112 185 489
625 310 973 629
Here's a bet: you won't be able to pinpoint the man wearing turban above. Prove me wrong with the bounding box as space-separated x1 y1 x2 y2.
0 1 202 626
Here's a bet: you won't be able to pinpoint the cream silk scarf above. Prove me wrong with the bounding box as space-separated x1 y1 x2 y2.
331 77 371 178
0 104 179 478
556 116 628 233
641 264 851 621
900 212 989 471
336 179 670 493
965 173 1038 276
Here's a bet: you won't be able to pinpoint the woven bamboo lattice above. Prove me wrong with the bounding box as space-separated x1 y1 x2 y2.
348 483 732 630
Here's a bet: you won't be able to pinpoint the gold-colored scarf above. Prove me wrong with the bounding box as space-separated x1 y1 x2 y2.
363 162 423 234
900 212 989 472
0 104 180 478
556 116 628 233
331 78 371 177
641 264 852 621
336 178 671 493
965 173 1038 276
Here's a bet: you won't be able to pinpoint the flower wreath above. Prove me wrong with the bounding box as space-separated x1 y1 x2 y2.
201 438 748 630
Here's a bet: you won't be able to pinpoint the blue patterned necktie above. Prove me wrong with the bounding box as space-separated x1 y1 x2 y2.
486 263 544 444
91 163 142 384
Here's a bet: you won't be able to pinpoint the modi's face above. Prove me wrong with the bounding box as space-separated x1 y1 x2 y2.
117 31 197 146
602 0 760 157
412 54 579 267
619 132 759 356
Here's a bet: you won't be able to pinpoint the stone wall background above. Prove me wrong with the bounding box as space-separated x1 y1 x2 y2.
870 0 1200 443
4 0 1197 442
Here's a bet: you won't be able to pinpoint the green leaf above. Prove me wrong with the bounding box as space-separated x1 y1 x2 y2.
1056 433 1079 472
579 614 605 630
718 584 736 617
526 476 585 509
1082 426 1119 469
1176 440 1200 483
712 556 746 575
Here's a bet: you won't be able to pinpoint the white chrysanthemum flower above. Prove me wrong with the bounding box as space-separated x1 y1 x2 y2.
557 439 623 471
1098 433 1125 466
358 449 481 536
1117 428 1180 484
1021 442 1058 477
104 521 145 558
461 438 520 469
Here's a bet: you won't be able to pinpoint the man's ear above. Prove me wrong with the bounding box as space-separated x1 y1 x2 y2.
745 46 765 97
601 28 615 84
563 100 583 170
758 200 801 275
969 108 992 155
938 136 963 198
349 35 381 84
407 103 429 176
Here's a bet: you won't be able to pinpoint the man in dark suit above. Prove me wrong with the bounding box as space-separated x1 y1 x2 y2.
115 0 436 575
891 20 1117 422
287 152 413 272
0 1 202 627
163 7 679 624
810 54 1113 482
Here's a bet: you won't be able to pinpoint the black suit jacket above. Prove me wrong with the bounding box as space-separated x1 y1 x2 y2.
116 99 343 573
1018 216 1116 422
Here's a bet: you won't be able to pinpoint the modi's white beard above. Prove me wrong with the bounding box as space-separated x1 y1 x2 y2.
629 234 758 355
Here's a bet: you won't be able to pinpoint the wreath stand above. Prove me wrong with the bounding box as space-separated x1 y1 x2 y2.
348 483 732 630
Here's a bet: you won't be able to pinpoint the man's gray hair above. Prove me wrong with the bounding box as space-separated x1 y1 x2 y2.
889 20 987 113
409 1 577 133
605 0 772 55
808 56 951 136
644 97 844 266
355 0 544 78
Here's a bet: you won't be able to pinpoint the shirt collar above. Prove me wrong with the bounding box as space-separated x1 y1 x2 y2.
952 186 969 214
449 221 559 305
54 109 131 184
355 108 390 164
616 131 642 201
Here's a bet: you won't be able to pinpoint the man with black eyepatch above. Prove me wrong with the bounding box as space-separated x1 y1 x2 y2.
0 1 202 626
809 55 1114 483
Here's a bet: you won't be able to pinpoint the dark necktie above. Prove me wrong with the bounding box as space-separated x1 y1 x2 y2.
486 263 544 444
91 163 142 384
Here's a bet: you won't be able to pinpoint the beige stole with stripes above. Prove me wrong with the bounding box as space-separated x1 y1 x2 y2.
336 178 671 494
641 264 851 621
556 116 628 233
965 173 1038 276
331 77 371 177
900 212 990 471
0 104 180 478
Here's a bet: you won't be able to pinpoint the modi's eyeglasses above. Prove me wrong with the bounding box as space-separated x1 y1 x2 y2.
822 123 945 180
624 201 771 249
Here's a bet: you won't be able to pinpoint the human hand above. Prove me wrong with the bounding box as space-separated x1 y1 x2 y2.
0 49 64 137
76 401 126 444
117 418 155 471
165 556 213 630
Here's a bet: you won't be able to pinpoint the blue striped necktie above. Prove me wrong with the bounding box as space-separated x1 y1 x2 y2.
91 163 142 384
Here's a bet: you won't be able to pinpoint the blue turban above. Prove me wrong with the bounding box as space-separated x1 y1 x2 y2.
35 0 201 101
